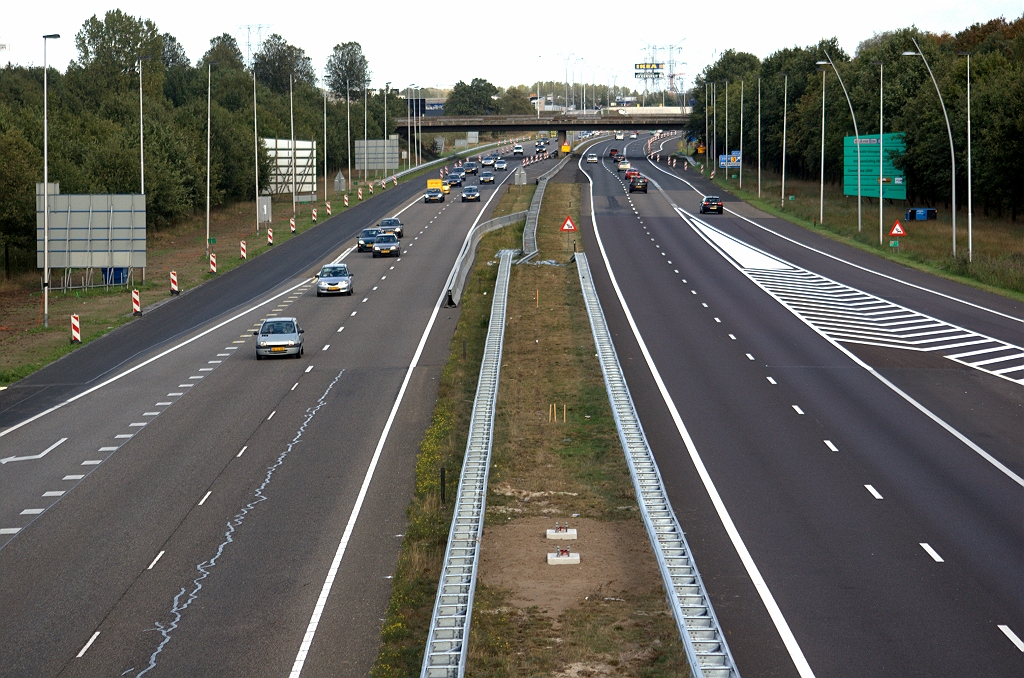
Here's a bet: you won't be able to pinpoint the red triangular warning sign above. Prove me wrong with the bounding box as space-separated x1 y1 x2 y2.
889 220 906 237
560 216 577 232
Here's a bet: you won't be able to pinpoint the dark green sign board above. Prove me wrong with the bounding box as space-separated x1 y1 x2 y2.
844 133 906 200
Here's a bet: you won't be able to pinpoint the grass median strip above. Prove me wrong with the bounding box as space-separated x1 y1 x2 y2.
373 170 685 676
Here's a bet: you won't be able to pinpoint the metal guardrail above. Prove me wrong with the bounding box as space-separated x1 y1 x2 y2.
445 211 527 307
517 155 573 264
421 249 514 678
574 251 740 678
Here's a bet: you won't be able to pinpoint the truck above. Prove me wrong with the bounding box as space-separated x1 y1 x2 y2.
427 178 450 195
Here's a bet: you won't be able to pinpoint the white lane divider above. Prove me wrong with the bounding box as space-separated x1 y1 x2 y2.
236 446 247 458
998 625 1024 652
824 440 839 452
304 366 313 373
76 631 100 658
920 543 944 563
198 491 212 506
865 485 883 499
147 550 165 570
0 437 67 464
793 405 805 415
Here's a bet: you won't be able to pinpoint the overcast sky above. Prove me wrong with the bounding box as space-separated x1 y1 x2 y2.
2 1 1019 94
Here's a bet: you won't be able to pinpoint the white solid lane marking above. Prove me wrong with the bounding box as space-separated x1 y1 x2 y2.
199 491 212 506
998 625 1024 652
824 440 839 452
42 491 64 497
767 377 777 384
865 485 883 499
578 153 816 678
64 475 84 480
147 550 165 569
747 354 756 360
920 543 944 562
21 509 44 515
305 366 313 373
236 446 247 458
0 437 68 464
76 631 100 658
793 405 805 415
82 460 102 465
0 528 21 535
322 345 330 351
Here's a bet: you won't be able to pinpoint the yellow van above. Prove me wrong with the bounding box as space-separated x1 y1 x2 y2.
427 178 450 195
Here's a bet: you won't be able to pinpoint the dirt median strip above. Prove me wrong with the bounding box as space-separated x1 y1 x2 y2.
372 161 685 677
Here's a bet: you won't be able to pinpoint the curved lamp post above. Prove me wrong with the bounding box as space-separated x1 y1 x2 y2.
822 50 862 232
903 38 956 257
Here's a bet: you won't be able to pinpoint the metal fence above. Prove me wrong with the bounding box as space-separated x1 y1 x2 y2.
445 211 527 307
574 251 740 678
420 250 514 677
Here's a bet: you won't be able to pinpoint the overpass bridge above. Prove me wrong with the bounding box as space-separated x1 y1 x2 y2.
396 113 690 148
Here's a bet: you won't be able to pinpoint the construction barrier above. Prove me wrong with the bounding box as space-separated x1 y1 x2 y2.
132 289 141 316
290 217 296 233
210 252 217 273
268 228 274 245
312 208 317 223
358 188 363 200
71 314 81 344
393 176 398 187
170 270 179 295
240 240 247 259
344 194 349 207
369 183 374 195
326 201 331 215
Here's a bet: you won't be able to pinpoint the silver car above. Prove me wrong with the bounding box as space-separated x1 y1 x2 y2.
494 158 508 170
315 263 353 296
255 317 304 359
373 233 401 257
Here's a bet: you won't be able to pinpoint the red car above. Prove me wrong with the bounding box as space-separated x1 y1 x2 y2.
624 169 641 181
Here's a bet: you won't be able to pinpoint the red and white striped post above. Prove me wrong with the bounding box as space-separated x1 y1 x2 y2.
170 270 179 295
132 289 141 316
439 169 443 178
289 217 296 233
267 228 274 246
393 176 397 187
312 208 317 223
344 194 349 207
240 240 247 259
326 201 331 216
357 187 363 201
209 252 217 273
369 183 374 195
71 314 81 344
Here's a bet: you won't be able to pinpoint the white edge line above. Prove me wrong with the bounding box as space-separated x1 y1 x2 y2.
76 631 100 658
643 156 1023 324
288 177 506 678
579 152 817 678
998 625 1024 652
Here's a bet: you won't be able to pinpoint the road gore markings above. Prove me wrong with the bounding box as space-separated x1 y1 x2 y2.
76 631 100 658
824 440 839 452
198 491 212 506
147 551 165 569
920 543 944 562
865 485 883 499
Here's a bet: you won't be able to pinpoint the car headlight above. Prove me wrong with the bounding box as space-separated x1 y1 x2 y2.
287 340 294 346
318 281 328 288
259 341 267 347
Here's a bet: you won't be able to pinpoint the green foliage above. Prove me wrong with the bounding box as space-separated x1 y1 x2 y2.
444 78 499 115
325 42 370 96
685 16 1024 219
254 33 316 94
495 85 534 114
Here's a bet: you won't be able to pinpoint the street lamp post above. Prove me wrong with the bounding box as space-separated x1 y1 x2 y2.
137 55 151 195
206 61 214 260
823 50 862 232
904 39 957 256
724 81 728 179
363 78 368 182
704 83 709 173
872 60 883 244
289 74 296 220
253 71 259 233
758 77 761 198
780 73 788 209
739 80 744 189
816 62 828 225
957 51 972 262
42 33 59 328
346 79 351 191
712 82 717 176
384 81 390 177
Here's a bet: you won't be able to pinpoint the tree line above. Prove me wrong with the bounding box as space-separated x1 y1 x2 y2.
0 10 410 271
685 17 1024 221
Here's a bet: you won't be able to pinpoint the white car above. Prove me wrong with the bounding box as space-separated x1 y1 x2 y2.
513 144 524 155
586 153 598 163
629 132 638 139
615 131 625 140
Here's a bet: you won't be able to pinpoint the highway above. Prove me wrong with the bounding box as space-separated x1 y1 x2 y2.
577 134 1023 676
0 149 555 677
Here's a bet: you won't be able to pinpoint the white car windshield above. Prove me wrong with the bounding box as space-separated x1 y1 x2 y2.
320 266 348 277
262 321 296 334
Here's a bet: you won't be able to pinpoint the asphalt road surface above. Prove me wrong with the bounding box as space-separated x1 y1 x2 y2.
577 133 1023 677
0 148 556 677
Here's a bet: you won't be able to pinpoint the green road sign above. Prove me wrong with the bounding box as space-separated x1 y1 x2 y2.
889 240 899 247
844 133 907 200
208 238 216 244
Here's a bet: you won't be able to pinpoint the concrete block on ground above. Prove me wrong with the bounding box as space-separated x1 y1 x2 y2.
546 528 577 540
